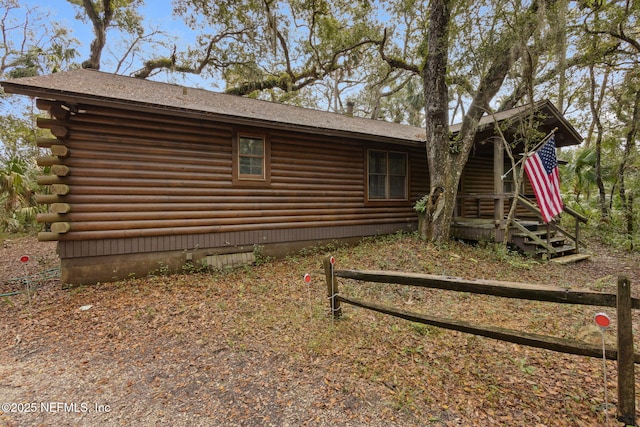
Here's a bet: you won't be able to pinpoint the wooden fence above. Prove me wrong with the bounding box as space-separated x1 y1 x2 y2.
323 257 638 425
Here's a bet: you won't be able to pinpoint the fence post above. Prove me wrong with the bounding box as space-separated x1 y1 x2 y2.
617 276 636 426
323 256 342 318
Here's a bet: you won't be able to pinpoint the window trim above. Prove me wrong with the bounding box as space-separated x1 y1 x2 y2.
365 149 409 204
232 130 271 187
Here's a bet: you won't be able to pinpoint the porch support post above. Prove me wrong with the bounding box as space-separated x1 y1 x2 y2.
493 139 504 226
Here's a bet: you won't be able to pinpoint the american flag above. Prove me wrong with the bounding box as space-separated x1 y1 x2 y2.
524 136 564 223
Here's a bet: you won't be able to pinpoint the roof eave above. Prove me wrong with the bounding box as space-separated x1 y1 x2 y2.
2 82 426 148
448 99 583 147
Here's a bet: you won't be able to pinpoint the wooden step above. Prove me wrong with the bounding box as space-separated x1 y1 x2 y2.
513 228 564 239
507 217 588 261
515 220 540 230
535 244 577 259
553 244 578 254
550 253 591 265
513 229 549 237
521 235 566 245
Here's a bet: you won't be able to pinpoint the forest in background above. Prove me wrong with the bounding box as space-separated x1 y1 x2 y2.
0 0 637 249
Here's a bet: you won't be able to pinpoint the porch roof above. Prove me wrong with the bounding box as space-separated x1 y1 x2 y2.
450 99 583 148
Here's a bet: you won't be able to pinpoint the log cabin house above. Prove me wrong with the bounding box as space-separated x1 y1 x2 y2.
1 69 585 285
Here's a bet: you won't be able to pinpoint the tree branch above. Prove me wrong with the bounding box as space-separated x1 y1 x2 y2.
132 29 249 79
377 28 421 74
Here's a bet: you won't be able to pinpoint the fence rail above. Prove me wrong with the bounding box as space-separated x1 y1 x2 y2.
323 257 638 426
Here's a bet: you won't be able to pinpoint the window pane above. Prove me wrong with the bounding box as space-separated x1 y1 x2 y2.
239 156 263 176
367 150 407 200
238 136 264 178
369 175 386 198
239 137 264 155
368 151 387 174
389 176 406 199
388 152 407 175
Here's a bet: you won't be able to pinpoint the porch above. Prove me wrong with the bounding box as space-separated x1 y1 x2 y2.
446 100 588 262
451 194 590 263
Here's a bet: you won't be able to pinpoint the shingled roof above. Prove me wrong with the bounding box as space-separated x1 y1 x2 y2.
449 99 583 147
2 69 582 147
1 69 427 145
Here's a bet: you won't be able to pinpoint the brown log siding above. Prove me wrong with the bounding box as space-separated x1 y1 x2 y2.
460 154 495 218
37 100 428 257
459 151 539 219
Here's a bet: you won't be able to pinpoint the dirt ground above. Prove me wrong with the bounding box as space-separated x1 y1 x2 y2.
0 234 639 426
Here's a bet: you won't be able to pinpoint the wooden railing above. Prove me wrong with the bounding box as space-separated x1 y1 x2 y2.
454 193 588 255
323 257 638 425
455 193 508 219
515 195 588 255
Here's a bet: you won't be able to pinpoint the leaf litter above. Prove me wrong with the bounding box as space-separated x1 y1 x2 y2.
0 233 639 426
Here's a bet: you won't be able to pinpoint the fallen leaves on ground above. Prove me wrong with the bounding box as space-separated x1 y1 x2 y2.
0 233 639 426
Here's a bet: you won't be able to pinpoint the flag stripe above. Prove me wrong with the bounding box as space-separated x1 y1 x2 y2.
524 136 563 223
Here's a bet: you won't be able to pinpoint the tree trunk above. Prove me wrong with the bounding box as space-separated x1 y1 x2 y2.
81 0 114 70
619 87 639 244
595 129 608 221
419 159 460 241
419 0 551 242
555 0 567 113
587 36 610 220
421 0 453 241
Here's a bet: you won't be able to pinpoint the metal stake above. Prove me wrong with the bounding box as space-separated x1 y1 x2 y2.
594 312 611 426
20 255 32 310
